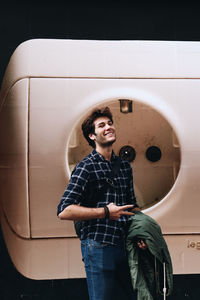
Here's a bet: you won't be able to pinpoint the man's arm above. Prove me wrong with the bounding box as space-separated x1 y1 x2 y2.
57 162 90 217
58 202 135 221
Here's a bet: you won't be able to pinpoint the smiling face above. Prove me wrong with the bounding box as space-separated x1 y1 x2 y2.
89 116 116 148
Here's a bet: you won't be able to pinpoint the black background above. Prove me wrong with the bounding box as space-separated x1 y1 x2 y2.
1 1 200 86
1 1 200 299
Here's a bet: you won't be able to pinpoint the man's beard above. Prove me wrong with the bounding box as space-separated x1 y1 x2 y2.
93 131 116 148
98 138 116 148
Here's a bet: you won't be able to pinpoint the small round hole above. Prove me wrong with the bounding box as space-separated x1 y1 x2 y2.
119 145 136 162
146 146 162 162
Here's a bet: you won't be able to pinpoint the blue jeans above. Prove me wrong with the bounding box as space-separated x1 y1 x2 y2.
81 238 137 300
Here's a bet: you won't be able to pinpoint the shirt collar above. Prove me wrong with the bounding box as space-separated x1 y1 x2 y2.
91 149 117 162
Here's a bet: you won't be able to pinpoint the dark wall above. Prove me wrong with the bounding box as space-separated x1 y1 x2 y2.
1 1 200 86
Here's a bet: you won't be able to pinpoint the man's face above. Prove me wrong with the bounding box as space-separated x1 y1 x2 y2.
89 116 116 148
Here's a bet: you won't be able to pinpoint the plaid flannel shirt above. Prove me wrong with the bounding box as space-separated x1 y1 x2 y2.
57 149 138 245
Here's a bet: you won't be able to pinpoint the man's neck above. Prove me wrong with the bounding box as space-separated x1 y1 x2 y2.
95 145 113 161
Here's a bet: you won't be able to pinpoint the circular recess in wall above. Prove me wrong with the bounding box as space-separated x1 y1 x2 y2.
119 145 136 162
68 99 181 210
146 146 162 162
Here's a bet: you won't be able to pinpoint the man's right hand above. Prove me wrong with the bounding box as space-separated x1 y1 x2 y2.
107 202 134 220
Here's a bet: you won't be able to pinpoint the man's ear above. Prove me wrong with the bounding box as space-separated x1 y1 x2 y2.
89 133 96 141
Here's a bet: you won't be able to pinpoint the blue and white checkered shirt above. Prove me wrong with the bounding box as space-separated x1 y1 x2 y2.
57 149 138 245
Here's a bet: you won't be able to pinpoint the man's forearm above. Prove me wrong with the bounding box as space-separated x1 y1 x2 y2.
58 202 135 221
58 204 105 221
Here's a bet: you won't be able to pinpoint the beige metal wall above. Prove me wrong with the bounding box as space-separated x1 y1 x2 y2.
0 40 200 279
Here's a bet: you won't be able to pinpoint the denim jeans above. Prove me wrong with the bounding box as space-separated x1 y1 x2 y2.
81 238 137 300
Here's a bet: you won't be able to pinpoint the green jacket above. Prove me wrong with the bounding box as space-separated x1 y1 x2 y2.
126 211 173 300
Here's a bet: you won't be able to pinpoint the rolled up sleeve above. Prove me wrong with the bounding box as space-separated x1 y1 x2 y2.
57 162 90 216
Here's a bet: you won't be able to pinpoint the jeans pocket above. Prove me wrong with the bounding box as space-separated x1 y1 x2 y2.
88 239 111 249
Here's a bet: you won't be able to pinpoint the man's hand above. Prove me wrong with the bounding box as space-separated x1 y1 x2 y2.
137 239 148 250
107 203 135 220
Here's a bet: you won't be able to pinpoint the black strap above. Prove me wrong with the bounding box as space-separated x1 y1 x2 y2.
101 156 121 189
110 156 122 178
89 156 121 208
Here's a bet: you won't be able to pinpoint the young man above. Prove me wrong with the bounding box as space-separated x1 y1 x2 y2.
57 107 139 300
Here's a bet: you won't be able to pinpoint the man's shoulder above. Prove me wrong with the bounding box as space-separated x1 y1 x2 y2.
75 152 95 170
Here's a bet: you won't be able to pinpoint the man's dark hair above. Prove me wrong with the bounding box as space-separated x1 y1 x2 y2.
82 107 113 148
